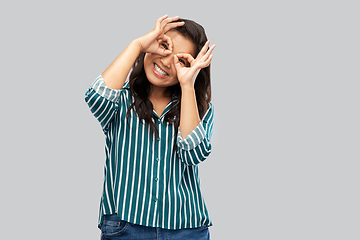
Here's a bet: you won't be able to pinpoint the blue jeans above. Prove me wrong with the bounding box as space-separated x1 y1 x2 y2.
100 214 210 240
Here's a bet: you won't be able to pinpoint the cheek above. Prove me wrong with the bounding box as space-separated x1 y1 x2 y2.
143 54 152 75
143 53 150 66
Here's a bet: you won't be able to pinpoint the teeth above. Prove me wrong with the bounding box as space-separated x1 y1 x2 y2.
154 64 167 76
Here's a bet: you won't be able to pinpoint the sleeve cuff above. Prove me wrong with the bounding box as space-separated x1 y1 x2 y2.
91 75 122 103
177 122 206 151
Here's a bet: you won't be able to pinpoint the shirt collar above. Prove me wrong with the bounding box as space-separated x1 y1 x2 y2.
153 98 179 119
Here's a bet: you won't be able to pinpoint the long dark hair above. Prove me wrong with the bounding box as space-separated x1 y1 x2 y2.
126 18 211 140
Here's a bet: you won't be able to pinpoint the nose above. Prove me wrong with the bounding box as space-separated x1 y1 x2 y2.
160 53 174 69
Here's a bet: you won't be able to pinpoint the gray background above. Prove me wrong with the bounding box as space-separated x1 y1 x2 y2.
1 0 359 239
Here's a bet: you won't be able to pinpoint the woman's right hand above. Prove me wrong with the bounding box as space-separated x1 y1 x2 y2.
136 15 184 56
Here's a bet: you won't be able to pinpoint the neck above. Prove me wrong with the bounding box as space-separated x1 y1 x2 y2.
149 84 171 100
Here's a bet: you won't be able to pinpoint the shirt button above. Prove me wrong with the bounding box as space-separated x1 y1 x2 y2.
156 158 160 162
156 137 160 141
155 177 158 182
155 198 158 202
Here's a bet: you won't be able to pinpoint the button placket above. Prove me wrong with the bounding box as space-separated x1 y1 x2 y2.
153 123 161 205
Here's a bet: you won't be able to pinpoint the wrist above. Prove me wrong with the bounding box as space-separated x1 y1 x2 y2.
180 83 196 93
131 38 144 52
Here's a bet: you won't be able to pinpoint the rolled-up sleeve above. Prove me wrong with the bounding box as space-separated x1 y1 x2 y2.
177 103 214 165
85 75 122 132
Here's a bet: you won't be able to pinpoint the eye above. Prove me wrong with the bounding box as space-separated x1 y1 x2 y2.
178 59 186 64
178 58 189 66
161 43 169 50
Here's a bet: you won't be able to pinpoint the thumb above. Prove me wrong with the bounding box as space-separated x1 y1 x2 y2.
155 49 171 56
173 55 183 72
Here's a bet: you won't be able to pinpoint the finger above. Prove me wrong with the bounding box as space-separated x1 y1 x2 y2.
156 15 175 33
154 48 172 56
163 15 180 25
199 54 213 68
173 55 180 65
155 38 172 55
158 14 169 22
173 55 182 72
202 44 216 60
161 16 185 33
163 21 185 32
205 54 214 66
197 40 211 58
160 16 179 30
162 35 173 51
156 14 169 26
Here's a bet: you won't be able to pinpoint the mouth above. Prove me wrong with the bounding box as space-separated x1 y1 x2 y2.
153 63 169 78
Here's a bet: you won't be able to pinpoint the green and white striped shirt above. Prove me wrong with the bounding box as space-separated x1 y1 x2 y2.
85 75 214 230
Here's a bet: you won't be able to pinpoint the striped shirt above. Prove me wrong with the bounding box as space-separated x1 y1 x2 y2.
85 75 214 230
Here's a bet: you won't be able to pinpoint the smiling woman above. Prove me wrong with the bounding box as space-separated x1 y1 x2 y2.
85 15 216 240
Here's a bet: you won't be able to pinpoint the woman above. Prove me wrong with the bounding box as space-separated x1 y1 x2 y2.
85 15 216 239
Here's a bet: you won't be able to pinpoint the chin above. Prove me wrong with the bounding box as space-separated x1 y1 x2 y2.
148 78 178 89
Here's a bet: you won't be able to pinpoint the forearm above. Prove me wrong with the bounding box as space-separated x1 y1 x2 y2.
179 85 200 138
101 40 142 90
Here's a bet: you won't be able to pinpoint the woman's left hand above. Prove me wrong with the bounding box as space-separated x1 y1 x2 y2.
174 40 216 88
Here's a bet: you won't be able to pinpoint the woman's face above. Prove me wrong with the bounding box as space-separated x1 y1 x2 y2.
144 31 196 89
